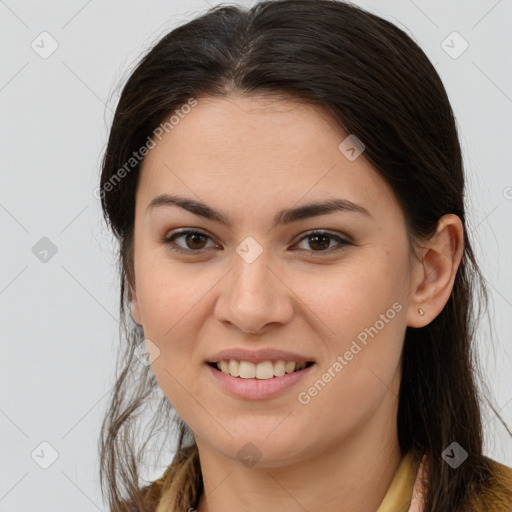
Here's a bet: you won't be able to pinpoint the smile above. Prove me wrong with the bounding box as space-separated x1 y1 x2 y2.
209 360 315 379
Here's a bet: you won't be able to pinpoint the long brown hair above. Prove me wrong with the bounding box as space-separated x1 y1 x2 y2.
98 1 506 510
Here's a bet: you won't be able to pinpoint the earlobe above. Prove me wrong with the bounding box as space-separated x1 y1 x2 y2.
130 286 143 326
406 214 464 328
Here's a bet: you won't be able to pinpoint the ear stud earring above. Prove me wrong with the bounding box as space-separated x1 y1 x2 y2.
418 307 425 316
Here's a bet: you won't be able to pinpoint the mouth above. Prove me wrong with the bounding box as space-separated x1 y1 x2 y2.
207 360 316 379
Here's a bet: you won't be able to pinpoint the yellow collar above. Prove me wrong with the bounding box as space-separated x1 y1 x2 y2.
155 450 422 512
154 450 512 512
377 452 421 512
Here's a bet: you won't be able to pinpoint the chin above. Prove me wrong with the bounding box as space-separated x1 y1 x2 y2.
215 429 308 469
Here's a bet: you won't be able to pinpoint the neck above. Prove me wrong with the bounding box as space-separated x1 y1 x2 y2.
195 389 402 512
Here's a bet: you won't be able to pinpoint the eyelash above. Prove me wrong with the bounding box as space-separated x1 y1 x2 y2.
162 229 352 255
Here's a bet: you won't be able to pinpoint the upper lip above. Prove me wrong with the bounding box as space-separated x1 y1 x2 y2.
206 348 316 364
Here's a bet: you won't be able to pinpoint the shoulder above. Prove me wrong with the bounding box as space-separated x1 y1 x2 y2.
138 468 173 511
111 471 169 512
470 457 512 512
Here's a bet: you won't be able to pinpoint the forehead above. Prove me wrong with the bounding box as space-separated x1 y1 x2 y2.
136 94 402 227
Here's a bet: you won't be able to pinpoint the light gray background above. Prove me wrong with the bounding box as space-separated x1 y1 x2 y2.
1 0 511 510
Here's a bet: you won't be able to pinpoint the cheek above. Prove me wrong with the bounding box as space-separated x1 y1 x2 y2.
137 264 207 418
134 251 214 339
134 256 220 409
287 248 409 338
290 249 407 400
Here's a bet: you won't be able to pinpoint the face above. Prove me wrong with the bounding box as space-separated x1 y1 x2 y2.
130 94 417 467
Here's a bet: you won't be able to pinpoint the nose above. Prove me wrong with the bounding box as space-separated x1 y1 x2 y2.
214 253 294 335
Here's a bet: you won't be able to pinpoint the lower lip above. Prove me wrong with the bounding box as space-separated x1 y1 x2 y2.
206 363 315 400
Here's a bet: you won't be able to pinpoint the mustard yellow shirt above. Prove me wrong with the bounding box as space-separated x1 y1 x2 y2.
152 449 512 511
377 451 420 512
155 450 420 512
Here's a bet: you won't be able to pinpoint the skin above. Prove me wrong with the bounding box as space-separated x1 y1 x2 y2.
130 93 464 512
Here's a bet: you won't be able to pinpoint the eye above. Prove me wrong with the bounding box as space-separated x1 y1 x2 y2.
163 229 219 253
293 230 351 253
162 229 351 255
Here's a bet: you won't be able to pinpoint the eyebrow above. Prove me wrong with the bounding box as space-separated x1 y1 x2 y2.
146 193 372 227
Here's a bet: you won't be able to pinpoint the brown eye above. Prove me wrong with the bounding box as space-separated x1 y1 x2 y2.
295 230 351 253
308 234 331 251
163 229 350 256
183 232 208 250
164 230 218 253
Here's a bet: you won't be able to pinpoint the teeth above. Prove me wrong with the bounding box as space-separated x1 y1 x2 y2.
215 359 311 379
255 361 274 379
228 359 240 377
219 360 229 374
239 361 256 378
273 360 286 377
285 361 296 374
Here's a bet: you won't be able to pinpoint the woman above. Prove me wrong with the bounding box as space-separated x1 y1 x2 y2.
97 1 512 511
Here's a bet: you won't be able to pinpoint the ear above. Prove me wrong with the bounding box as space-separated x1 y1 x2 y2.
130 285 143 326
406 214 464 328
